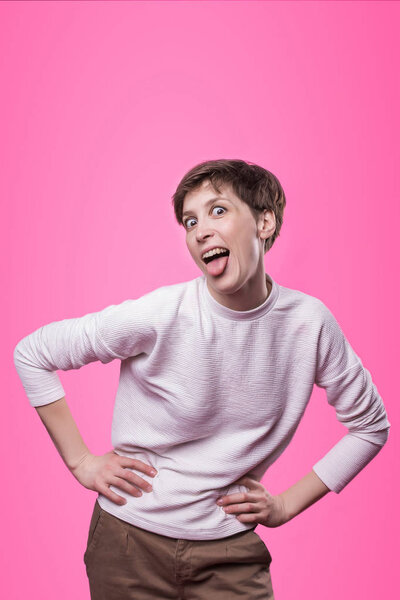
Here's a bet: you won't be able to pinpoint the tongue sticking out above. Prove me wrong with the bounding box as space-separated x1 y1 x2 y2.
206 254 229 276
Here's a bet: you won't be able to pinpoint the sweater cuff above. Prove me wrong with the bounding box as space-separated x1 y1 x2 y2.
312 430 389 493
20 371 66 408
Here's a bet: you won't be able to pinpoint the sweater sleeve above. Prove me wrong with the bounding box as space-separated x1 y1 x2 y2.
312 303 391 493
13 297 156 408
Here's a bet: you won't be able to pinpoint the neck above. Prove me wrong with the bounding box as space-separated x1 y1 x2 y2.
206 272 270 312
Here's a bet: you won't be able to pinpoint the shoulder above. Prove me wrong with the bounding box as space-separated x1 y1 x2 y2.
98 277 198 327
137 277 198 313
276 281 330 325
91 278 198 356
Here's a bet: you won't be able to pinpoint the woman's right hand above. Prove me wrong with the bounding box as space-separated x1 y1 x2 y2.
70 450 157 505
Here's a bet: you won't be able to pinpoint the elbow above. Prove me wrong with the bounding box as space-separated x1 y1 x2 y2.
379 423 391 446
349 420 391 449
373 406 392 447
13 340 23 366
13 337 30 370
350 396 392 449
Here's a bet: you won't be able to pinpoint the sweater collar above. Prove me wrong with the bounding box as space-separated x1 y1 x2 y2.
200 272 279 321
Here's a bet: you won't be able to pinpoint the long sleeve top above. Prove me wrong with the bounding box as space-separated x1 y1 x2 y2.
13 273 391 540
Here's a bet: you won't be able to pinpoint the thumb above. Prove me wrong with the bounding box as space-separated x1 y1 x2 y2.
234 475 259 488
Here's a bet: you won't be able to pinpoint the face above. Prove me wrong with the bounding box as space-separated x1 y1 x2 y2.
182 180 276 310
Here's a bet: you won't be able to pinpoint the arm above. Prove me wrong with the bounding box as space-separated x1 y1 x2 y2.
219 469 330 527
269 306 390 521
278 468 330 522
34 395 157 505
13 300 159 503
35 396 91 471
312 303 391 493
220 307 391 526
13 300 149 408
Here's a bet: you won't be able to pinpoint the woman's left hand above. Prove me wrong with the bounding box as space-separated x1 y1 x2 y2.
216 476 289 528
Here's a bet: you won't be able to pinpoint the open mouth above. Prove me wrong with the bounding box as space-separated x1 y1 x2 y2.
202 249 231 277
202 249 230 264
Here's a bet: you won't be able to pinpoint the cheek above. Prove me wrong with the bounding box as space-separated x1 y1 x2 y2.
188 247 202 266
235 246 258 269
234 237 257 261
186 241 196 260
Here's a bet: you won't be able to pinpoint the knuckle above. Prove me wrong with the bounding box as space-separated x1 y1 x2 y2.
135 475 149 488
123 469 133 484
121 478 141 495
128 472 140 484
109 489 122 501
126 481 138 492
127 472 139 484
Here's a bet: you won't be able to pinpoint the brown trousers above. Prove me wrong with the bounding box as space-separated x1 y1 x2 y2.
84 499 275 599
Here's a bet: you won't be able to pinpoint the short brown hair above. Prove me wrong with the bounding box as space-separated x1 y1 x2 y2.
171 158 286 253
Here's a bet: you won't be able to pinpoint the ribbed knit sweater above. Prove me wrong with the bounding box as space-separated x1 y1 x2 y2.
13 273 391 540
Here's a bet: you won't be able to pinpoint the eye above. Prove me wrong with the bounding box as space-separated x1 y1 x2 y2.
212 206 226 217
184 217 197 229
184 205 226 230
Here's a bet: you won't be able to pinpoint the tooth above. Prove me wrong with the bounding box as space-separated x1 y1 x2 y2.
203 247 227 259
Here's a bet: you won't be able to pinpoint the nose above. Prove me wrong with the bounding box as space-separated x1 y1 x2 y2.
195 222 214 243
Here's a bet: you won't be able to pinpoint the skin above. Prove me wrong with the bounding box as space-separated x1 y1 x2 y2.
182 179 276 312
216 471 330 528
36 397 156 506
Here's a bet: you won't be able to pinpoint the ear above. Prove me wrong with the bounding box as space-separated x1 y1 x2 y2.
258 209 276 242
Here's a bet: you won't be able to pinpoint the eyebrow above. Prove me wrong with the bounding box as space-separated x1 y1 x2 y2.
182 197 232 219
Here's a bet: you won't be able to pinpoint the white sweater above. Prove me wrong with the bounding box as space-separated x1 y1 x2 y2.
13 273 391 540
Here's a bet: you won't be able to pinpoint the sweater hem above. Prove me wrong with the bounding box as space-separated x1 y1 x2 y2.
97 495 256 540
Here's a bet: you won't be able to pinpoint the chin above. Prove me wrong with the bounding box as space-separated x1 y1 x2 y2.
210 276 236 291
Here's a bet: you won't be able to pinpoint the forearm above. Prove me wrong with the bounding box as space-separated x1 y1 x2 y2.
278 469 331 522
35 396 91 471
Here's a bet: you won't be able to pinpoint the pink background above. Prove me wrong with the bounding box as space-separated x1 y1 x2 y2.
2 1 399 598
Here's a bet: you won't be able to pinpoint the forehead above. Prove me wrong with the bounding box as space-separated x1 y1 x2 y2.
182 180 242 215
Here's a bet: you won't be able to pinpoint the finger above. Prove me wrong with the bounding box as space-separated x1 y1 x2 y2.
222 502 257 514
218 490 259 505
236 513 258 523
235 476 261 489
114 467 153 492
118 457 157 477
217 492 246 505
108 475 144 497
97 483 129 506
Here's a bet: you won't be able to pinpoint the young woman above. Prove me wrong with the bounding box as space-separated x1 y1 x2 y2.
14 159 391 599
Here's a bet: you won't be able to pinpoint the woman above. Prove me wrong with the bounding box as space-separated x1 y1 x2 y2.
14 159 391 599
